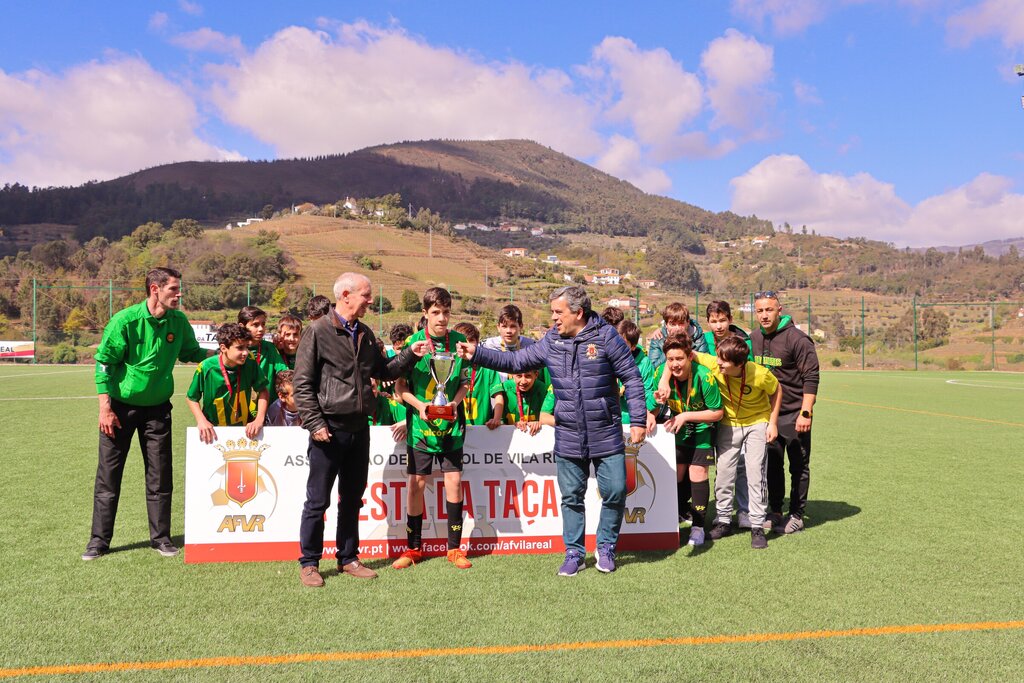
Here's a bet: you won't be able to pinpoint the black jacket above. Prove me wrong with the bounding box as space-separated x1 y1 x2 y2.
293 313 417 433
749 315 820 417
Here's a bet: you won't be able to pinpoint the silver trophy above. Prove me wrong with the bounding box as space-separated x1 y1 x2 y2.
426 352 457 421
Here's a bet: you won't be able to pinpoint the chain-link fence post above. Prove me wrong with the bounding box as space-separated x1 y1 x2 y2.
861 295 866 370
32 278 37 365
913 296 918 371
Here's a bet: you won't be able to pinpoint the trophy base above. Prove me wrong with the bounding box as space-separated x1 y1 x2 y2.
425 404 456 421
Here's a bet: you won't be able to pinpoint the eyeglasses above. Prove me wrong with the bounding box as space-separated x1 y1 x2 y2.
754 290 779 300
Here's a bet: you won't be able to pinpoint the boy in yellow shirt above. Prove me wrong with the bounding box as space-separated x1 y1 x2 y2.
659 334 780 549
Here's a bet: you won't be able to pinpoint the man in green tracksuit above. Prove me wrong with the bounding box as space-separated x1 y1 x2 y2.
83 267 209 561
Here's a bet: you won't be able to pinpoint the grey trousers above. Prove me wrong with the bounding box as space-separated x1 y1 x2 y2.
715 423 768 528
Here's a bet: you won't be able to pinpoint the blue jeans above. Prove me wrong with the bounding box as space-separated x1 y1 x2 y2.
555 454 626 554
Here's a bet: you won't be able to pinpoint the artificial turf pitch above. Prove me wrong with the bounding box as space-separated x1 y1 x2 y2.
0 366 1022 681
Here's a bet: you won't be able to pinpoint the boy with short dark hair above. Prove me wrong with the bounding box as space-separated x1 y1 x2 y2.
704 301 752 358
186 323 269 444
274 316 302 369
306 295 332 321
393 287 473 570
654 333 723 547
453 322 504 429
267 370 302 427
601 306 625 327
387 323 414 358
499 369 548 436
238 306 290 400
615 319 657 433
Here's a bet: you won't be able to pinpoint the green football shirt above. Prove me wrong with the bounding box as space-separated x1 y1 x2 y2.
500 377 550 423
404 328 470 453
187 354 268 426
541 384 556 416
620 347 657 424
653 362 722 449
370 393 407 426
464 365 503 425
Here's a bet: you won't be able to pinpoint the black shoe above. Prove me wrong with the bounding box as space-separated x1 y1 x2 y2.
709 522 732 540
152 542 179 557
751 528 768 550
81 547 107 561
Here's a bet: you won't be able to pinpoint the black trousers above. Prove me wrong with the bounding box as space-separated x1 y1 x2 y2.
88 400 174 550
766 415 812 519
298 425 371 567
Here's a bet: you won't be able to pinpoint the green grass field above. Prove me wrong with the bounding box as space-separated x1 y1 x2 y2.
1 366 1022 681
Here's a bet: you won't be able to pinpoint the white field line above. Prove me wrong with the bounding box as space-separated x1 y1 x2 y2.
0 395 95 401
0 368 93 379
946 379 1024 391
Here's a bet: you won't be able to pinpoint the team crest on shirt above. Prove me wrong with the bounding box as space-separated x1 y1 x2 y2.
166 332 175 343
585 343 598 360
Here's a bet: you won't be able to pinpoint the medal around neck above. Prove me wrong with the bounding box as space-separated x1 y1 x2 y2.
426 352 457 421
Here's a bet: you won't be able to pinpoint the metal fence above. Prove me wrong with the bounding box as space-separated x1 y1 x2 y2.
2 278 1023 371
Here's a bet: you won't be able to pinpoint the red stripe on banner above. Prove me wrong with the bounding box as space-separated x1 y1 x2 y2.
0 350 33 358
185 532 679 564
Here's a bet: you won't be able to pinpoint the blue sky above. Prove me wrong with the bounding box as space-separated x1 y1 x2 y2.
2 0 1024 247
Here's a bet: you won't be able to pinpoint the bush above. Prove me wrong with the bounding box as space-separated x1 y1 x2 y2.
1006 353 1024 364
369 296 393 314
52 343 78 364
402 289 421 313
946 357 963 371
830 358 841 367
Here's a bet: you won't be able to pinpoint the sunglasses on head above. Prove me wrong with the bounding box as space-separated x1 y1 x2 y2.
754 290 779 300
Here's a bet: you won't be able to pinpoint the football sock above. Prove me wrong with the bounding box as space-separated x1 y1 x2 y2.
406 513 423 550
677 474 691 518
446 499 464 549
690 479 709 528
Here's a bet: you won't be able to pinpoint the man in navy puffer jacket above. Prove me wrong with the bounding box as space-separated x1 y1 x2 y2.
457 286 647 576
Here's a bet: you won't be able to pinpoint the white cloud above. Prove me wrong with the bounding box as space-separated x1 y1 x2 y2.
178 0 203 17
208 23 604 160
148 12 169 32
793 79 823 105
593 135 672 194
700 29 775 133
730 155 1024 245
947 0 1024 48
170 28 244 57
0 57 241 187
588 37 704 148
731 0 828 36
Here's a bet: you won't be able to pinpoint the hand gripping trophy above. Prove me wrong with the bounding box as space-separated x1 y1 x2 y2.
425 351 457 421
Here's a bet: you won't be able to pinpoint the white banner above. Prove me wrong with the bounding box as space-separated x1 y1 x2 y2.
184 425 678 564
0 341 34 358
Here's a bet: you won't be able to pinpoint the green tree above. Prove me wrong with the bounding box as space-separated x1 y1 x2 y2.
402 289 421 313
63 307 90 346
170 218 202 239
260 204 275 220
369 296 393 314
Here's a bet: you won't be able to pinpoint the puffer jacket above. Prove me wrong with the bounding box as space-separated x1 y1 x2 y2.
472 312 646 459
647 318 707 368
293 313 418 434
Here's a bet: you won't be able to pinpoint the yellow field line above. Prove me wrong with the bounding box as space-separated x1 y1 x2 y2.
3 620 1023 678
819 397 1024 427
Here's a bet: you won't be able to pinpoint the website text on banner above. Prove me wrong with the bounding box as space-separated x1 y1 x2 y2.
184 426 677 563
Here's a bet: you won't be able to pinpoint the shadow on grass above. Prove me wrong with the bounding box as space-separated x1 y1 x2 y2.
105 533 186 555
803 500 861 529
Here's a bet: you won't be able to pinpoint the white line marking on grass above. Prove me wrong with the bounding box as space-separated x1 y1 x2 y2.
0 369 92 379
0 396 94 401
946 380 1024 390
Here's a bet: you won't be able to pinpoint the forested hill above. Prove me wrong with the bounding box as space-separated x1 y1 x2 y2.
0 139 770 249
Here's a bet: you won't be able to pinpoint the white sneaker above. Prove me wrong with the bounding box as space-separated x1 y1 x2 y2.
737 512 751 530
687 527 705 547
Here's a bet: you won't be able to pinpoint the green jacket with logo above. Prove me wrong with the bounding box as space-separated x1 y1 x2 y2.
95 301 207 406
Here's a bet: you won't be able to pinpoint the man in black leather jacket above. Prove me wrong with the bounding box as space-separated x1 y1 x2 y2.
292 272 428 587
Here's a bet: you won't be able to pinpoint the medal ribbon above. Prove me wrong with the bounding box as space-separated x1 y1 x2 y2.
219 354 237 409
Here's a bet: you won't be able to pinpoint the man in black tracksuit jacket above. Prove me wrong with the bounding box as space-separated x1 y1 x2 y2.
750 292 820 534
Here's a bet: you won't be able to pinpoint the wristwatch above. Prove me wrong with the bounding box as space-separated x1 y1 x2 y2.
800 410 813 418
